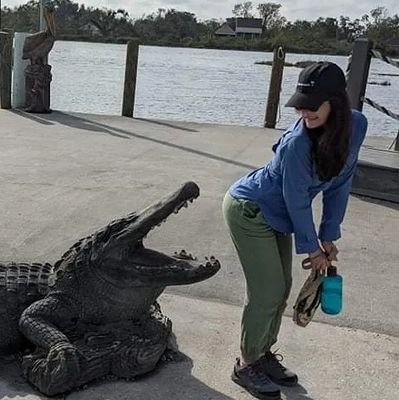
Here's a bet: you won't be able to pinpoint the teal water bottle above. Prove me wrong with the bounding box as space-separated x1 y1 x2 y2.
321 266 343 315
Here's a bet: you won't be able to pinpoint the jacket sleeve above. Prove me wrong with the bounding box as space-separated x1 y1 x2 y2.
318 165 355 242
281 137 320 254
319 112 368 242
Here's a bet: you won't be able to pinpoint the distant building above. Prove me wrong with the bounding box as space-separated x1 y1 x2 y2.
214 22 236 37
215 18 263 39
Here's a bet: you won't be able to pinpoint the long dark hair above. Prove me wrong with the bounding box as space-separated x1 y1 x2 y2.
307 92 352 181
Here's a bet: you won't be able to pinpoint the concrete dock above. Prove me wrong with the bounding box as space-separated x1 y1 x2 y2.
0 109 398 400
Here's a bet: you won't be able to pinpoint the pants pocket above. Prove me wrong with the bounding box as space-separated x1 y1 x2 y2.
240 200 260 219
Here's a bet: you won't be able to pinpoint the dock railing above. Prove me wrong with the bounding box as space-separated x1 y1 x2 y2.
346 39 399 151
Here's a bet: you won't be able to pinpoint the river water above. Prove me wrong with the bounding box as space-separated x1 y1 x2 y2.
49 41 399 137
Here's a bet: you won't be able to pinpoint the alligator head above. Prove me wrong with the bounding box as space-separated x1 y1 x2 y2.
85 181 220 287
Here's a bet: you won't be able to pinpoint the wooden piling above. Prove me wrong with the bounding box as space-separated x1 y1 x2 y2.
0 31 13 109
265 47 285 129
122 39 139 118
346 39 373 111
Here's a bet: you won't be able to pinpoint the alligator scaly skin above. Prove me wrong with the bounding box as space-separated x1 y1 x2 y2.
0 182 220 396
0 262 52 353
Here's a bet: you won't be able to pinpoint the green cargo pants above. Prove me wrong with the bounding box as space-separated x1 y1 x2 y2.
222 192 293 363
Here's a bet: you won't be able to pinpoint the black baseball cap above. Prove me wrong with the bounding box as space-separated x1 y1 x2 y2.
285 62 346 111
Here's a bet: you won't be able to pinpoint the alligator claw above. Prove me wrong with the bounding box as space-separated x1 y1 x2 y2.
173 249 197 261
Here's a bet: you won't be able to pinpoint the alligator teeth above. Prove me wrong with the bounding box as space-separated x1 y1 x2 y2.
211 258 219 266
183 201 188 208
173 208 179 214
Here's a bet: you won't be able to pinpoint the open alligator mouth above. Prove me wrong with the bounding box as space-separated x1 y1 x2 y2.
92 182 221 286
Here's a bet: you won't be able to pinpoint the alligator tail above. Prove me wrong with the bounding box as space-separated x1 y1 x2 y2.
0 262 53 353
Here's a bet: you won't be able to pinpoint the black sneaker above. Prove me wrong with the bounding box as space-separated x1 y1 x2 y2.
260 351 298 387
231 358 281 399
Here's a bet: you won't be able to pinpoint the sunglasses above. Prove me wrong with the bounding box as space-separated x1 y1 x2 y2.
295 106 320 112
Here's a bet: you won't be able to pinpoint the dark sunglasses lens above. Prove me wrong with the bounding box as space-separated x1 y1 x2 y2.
295 105 318 112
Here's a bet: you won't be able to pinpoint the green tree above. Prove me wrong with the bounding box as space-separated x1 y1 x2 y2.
134 9 201 42
51 0 80 34
365 8 399 48
370 6 389 25
313 17 338 39
11 0 40 31
89 8 131 37
201 19 221 39
257 3 286 33
232 2 253 18
1 0 398 56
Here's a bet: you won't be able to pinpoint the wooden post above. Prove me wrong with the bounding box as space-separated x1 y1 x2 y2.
12 32 30 108
346 39 373 111
265 47 285 128
0 31 13 109
394 131 399 152
122 39 139 118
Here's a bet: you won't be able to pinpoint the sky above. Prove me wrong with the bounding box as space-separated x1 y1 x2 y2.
2 0 399 22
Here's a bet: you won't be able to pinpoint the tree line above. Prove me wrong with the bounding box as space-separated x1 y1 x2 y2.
0 0 398 55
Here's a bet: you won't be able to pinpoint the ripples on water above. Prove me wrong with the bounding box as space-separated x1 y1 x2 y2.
49 42 399 137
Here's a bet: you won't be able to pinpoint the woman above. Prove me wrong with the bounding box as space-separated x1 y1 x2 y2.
223 61 368 399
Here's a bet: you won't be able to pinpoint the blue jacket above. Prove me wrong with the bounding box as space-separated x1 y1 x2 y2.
229 110 368 254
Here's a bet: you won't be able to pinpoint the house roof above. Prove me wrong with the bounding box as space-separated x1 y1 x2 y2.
236 18 263 29
226 17 263 29
215 23 236 36
223 17 263 34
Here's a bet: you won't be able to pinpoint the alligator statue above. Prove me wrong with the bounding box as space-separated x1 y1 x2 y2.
0 181 220 396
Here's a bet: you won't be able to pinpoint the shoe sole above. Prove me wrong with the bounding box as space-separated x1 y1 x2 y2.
267 375 299 388
231 373 282 400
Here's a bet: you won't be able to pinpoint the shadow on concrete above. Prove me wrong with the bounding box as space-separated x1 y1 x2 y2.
13 110 257 170
134 117 199 133
10 110 129 140
74 353 237 400
281 384 315 400
59 113 257 170
9 109 54 126
352 194 399 210
0 353 235 400
0 357 55 399
11 110 197 134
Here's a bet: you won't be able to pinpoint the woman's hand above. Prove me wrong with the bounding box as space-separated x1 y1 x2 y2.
321 241 339 261
308 248 330 271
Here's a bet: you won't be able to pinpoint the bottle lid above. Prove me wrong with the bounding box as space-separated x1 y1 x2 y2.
327 265 337 276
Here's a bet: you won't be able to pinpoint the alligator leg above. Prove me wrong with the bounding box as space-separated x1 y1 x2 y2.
21 341 82 396
110 307 172 378
71 306 172 383
21 301 172 396
19 295 82 396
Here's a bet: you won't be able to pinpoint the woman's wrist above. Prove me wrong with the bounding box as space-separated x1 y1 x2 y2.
309 248 323 259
